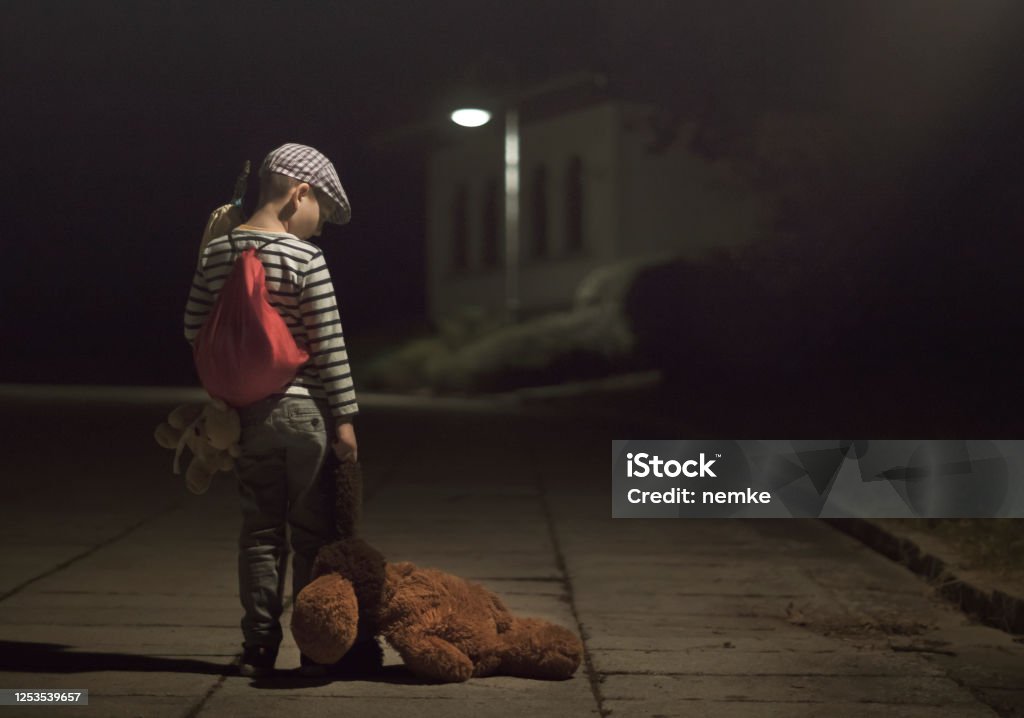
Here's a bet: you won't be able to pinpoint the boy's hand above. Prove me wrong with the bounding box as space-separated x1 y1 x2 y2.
333 422 358 463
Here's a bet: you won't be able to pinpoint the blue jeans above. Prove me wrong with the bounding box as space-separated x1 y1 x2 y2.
234 395 335 650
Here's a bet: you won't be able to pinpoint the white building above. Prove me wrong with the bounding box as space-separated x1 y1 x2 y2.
426 92 773 322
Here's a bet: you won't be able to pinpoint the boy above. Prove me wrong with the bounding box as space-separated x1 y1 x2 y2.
183 143 359 677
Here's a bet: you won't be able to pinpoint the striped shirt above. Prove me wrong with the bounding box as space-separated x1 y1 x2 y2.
183 227 358 419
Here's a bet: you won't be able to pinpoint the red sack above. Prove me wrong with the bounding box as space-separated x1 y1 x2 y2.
193 241 309 408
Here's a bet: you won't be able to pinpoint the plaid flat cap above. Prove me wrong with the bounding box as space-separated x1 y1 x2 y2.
260 143 352 224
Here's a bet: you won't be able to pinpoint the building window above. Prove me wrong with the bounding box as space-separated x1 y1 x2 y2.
451 184 469 273
565 155 584 253
531 164 549 259
481 176 501 269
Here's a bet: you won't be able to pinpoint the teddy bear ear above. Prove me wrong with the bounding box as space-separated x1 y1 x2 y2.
154 423 180 450
390 561 417 578
169 403 204 429
292 574 359 665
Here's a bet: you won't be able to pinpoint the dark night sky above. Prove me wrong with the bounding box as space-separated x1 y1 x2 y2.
3 1 1023 386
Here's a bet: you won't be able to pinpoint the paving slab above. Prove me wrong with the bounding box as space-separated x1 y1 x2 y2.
0 695 197 718
198 692 600 718
600 673 979 705
584 633 850 652
0 669 222 696
0 625 241 654
600 699 1000 718
590 646 944 676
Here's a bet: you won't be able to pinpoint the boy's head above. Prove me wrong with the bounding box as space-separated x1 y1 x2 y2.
257 143 351 238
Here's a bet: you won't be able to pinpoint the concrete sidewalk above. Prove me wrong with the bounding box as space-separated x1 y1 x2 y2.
0 394 1022 717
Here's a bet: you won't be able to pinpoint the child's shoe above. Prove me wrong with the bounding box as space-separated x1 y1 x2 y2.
239 644 278 677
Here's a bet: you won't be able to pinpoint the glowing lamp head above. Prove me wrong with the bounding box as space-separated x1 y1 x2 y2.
450 108 492 128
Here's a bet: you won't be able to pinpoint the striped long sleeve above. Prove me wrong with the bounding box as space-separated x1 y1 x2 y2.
299 252 358 419
184 267 213 346
181 229 358 418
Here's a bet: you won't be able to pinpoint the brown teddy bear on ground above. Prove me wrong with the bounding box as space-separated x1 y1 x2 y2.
291 536 584 683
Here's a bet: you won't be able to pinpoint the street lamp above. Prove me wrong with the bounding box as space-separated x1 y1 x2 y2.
451 73 606 323
450 104 520 322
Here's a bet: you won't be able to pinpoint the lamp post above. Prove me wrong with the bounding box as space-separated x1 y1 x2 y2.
502 106 521 323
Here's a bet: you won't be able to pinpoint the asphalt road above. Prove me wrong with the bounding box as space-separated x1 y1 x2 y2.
0 387 1022 717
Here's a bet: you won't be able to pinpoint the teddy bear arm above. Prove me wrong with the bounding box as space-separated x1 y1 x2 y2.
388 628 474 683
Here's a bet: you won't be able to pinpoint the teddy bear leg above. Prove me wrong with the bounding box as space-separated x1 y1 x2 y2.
185 463 215 495
497 618 583 680
388 629 474 683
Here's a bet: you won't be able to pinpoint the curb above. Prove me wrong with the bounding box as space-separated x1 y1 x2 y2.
826 518 1024 636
